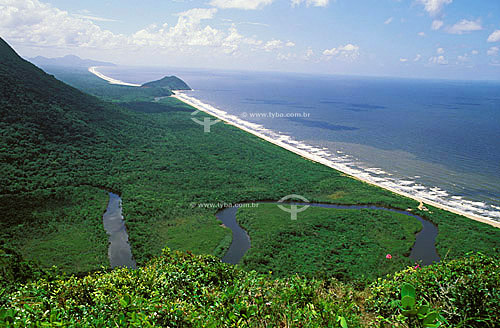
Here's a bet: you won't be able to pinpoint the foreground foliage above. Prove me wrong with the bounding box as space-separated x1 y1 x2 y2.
1 251 498 327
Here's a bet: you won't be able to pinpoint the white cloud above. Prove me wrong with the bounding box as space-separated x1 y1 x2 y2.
418 32 426 37
487 30 500 42
436 47 444 54
285 41 296 47
133 8 223 49
72 14 118 22
414 54 422 61
471 50 479 55
457 54 468 63
417 0 452 16
277 52 296 61
209 0 274 10
431 20 443 30
429 55 448 65
291 0 330 7
0 0 127 48
263 39 283 51
1 0 294 59
384 17 393 25
447 19 482 35
322 43 360 61
399 58 408 62
303 47 314 60
487 46 499 56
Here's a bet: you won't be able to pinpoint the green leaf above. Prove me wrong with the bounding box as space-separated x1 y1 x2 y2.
417 304 430 319
423 311 439 325
337 316 348 328
401 283 416 299
120 294 131 307
401 295 416 310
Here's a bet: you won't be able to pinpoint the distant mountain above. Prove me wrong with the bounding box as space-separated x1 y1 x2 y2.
141 76 191 90
28 54 115 68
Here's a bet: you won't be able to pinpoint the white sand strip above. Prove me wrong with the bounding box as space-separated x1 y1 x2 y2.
172 91 500 229
88 66 141 87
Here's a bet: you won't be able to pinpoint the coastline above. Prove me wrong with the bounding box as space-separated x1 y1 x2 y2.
172 91 500 229
88 66 141 87
87 66 500 229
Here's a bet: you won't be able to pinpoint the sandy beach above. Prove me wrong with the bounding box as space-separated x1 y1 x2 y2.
88 66 141 87
172 91 500 229
87 66 500 229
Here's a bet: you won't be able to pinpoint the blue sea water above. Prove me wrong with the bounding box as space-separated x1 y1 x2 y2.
99 66 500 221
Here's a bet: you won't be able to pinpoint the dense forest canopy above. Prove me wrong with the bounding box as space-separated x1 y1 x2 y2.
0 37 499 327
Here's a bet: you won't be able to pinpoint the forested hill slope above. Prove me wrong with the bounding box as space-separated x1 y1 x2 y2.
0 37 129 194
141 75 191 90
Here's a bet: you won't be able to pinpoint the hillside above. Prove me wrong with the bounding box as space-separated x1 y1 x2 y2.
1 37 500 326
141 75 191 90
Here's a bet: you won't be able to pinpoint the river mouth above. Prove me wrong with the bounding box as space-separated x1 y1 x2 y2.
102 192 137 269
217 202 440 266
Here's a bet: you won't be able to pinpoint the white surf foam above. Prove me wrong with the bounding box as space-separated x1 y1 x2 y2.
173 91 500 225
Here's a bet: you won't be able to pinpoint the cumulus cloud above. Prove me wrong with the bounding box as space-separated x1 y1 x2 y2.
437 47 444 54
291 0 330 7
414 54 422 62
399 58 408 62
0 0 127 48
132 8 224 49
471 50 479 55
418 32 426 37
303 47 314 60
447 19 482 34
429 55 448 65
263 39 283 52
487 46 499 56
487 30 500 42
209 0 274 10
417 0 452 16
456 54 469 63
384 17 393 25
431 20 443 30
322 44 360 61
0 0 295 59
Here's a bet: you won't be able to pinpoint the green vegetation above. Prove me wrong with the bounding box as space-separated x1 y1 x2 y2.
237 205 422 281
41 66 173 102
2 36 500 276
0 251 498 327
141 75 191 90
1 36 500 326
368 253 499 327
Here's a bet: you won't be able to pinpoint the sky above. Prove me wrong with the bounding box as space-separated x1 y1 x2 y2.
1 0 500 80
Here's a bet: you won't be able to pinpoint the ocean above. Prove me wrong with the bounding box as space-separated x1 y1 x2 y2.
98 66 500 222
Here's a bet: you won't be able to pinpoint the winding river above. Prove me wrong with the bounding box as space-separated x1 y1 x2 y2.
217 202 440 266
102 193 137 269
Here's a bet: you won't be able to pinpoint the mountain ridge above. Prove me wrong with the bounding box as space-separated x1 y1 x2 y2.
28 54 115 68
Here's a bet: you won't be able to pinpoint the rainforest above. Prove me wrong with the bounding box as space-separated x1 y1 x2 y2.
1 37 499 327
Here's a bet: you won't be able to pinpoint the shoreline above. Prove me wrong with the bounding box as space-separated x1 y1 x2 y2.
88 66 141 87
86 66 500 229
172 91 500 229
